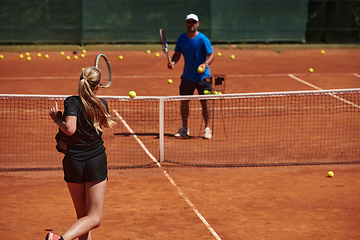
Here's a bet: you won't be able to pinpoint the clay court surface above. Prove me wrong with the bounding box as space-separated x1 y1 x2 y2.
0 46 360 239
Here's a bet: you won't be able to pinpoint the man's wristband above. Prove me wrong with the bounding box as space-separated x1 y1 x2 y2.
204 62 209 68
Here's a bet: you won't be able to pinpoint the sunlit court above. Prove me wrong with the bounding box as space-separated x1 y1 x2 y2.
1 1 360 239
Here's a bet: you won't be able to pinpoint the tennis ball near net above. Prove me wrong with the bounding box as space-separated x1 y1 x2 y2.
60 51 65 56
204 90 210 95
82 49 86 54
129 91 136 99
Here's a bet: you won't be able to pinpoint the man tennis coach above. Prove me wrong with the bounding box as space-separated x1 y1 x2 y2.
167 13 214 139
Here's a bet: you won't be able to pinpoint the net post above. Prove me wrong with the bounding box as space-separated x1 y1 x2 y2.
159 97 165 162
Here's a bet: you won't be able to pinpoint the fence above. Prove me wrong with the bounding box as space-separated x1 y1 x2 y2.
0 0 359 44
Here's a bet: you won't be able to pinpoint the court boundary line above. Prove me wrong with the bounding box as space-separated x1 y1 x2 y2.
288 74 360 109
0 72 358 81
112 109 222 240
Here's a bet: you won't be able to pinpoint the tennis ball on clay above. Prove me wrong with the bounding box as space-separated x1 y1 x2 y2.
204 90 210 95
230 55 235 59
66 56 71 60
129 91 136 99
119 55 123 60
45 54 49 59
0 54 3 59
74 55 78 60
155 53 160 57
37 53 41 58
327 171 334 178
81 54 85 58
27 56 31 61
60 51 65 56
146 50 151 54
309 68 314 73
321 50 325 55
19 54 23 59
168 79 173 84
217 52 222 57
25 52 30 57
197 66 203 73
82 49 86 54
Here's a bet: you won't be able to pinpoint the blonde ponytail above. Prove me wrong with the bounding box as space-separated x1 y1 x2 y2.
79 67 116 133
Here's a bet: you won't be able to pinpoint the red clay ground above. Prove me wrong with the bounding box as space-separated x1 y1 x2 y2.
0 47 360 239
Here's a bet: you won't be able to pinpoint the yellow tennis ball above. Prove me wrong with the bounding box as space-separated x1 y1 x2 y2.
37 53 41 58
197 66 203 73
45 54 49 59
119 55 123 60
25 52 30 57
0 54 3 59
146 50 151 54
328 171 334 178
217 52 222 57
204 90 210 95
168 79 173 84
19 54 23 59
230 55 235 59
81 53 85 58
129 91 136 98
155 53 160 57
321 50 325 55
66 56 70 60
309 68 314 73
60 51 65 56
74 55 78 60
27 56 31 61
82 49 86 54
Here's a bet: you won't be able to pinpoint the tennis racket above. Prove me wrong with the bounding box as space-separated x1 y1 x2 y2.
94 54 112 88
159 29 171 63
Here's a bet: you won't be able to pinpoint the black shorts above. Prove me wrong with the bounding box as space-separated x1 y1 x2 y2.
63 152 108 183
179 77 212 95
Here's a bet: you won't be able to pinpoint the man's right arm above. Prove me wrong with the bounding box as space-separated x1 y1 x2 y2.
168 52 181 69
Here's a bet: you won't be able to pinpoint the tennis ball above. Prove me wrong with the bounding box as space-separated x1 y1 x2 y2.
45 54 49 59
204 90 210 95
146 50 151 54
60 51 65 56
119 55 123 60
197 66 203 73
230 55 235 59
19 54 23 59
155 53 160 57
217 52 222 57
309 68 314 73
81 54 85 58
213 90 218 94
27 56 31 61
129 91 136 98
66 56 70 60
74 55 78 60
0 54 3 59
168 79 173 84
82 49 86 54
321 50 325 55
328 171 334 178
26 52 30 57
37 53 41 58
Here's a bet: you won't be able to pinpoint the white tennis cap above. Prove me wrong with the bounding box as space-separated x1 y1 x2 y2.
186 13 199 22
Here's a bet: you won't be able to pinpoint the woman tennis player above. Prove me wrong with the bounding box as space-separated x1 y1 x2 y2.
47 66 116 240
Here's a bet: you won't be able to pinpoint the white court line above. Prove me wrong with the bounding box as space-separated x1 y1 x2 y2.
354 73 360 78
112 109 222 240
288 74 360 109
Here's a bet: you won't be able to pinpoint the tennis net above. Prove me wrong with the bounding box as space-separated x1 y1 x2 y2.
1 89 359 171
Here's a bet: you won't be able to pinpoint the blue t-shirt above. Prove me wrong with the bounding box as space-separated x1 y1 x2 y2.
174 32 213 82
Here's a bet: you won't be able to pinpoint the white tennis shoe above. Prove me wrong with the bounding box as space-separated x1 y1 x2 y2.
203 127 212 139
174 127 189 137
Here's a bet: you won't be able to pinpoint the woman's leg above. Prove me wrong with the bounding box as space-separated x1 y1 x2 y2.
61 180 107 240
